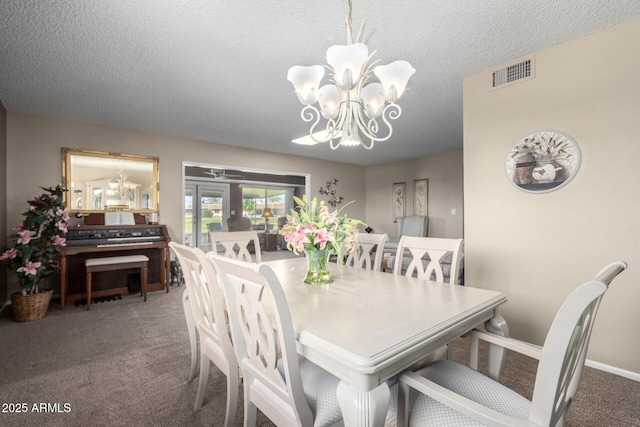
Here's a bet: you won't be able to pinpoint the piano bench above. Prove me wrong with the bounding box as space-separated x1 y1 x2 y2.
85 255 149 311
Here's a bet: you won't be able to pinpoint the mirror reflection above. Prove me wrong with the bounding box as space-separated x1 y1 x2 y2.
62 148 159 214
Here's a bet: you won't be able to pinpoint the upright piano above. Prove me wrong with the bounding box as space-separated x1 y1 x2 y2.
59 222 171 309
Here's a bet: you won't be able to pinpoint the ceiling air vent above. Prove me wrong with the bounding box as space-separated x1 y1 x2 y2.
492 57 534 89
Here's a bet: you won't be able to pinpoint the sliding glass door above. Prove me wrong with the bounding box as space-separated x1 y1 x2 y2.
241 186 293 232
184 182 229 251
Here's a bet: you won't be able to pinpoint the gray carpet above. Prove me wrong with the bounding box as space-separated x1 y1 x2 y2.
0 281 638 427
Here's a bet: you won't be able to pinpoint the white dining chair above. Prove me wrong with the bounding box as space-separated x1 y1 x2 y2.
392 236 464 284
182 288 198 382
208 253 344 427
389 261 627 427
211 230 262 263
169 242 239 427
168 247 198 383
391 236 465 362
344 233 388 271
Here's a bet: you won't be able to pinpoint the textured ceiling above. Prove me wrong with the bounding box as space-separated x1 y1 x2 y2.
1 1 639 166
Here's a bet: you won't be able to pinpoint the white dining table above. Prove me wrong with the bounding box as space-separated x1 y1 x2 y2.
263 257 508 427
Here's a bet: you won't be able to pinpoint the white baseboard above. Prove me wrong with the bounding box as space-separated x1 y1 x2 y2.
586 358 640 382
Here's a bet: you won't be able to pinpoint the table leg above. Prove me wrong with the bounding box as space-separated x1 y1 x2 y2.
485 313 509 381
336 381 390 427
163 247 170 293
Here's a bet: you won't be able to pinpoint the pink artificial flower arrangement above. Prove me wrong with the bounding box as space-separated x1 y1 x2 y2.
279 195 363 258
1 185 69 295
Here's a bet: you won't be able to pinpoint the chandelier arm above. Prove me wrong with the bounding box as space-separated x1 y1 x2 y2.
330 99 350 129
361 136 375 150
372 103 401 143
302 106 329 143
367 117 379 135
301 105 320 124
300 105 344 143
352 102 402 144
316 119 341 143
351 103 383 143
383 102 402 122
351 103 373 137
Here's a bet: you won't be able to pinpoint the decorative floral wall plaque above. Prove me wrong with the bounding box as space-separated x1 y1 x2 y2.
392 182 406 222
506 130 581 193
413 179 428 216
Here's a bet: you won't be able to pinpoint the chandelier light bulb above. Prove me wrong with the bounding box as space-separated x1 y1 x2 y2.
361 83 385 118
317 85 341 120
287 65 325 106
373 60 416 103
326 43 369 89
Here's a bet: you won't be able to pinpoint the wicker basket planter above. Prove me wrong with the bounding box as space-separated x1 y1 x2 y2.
10 289 53 322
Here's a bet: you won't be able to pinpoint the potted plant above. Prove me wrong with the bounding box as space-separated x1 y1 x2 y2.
1 185 69 321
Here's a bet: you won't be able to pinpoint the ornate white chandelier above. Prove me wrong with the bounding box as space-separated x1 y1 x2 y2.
287 0 415 150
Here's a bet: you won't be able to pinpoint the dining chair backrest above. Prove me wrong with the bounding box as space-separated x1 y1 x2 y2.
209 253 316 427
170 243 230 353
211 230 262 263
395 261 627 427
169 243 239 424
344 233 388 271
530 261 627 426
393 236 464 284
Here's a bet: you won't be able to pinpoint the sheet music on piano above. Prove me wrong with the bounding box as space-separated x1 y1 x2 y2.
105 212 135 225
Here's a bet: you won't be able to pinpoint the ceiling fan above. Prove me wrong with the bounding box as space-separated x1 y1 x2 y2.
203 169 244 179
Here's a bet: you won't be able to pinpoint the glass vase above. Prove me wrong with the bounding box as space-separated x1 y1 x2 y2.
304 248 333 285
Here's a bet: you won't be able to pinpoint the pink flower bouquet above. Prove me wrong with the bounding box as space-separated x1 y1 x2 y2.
280 195 364 257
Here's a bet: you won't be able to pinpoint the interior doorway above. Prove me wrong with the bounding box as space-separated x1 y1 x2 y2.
181 162 310 249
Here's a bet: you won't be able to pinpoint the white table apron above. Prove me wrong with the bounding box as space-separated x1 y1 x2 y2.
263 258 508 427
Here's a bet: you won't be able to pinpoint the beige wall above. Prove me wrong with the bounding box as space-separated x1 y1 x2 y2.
0 102 6 303
5 112 366 296
464 17 640 374
365 151 464 239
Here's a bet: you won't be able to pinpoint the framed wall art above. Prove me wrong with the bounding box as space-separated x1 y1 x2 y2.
506 130 581 194
413 179 428 216
392 182 406 222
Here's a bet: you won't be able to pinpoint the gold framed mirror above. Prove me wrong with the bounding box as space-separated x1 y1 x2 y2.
62 148 159 214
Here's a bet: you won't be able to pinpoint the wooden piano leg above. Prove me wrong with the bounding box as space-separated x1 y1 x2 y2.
164 247 170 293
142 262 148 302
86 269 92 311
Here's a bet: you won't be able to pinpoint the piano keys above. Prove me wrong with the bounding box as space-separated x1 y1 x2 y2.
59 224 171 309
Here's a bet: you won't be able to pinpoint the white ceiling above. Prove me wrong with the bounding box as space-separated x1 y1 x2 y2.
1 1 639 166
